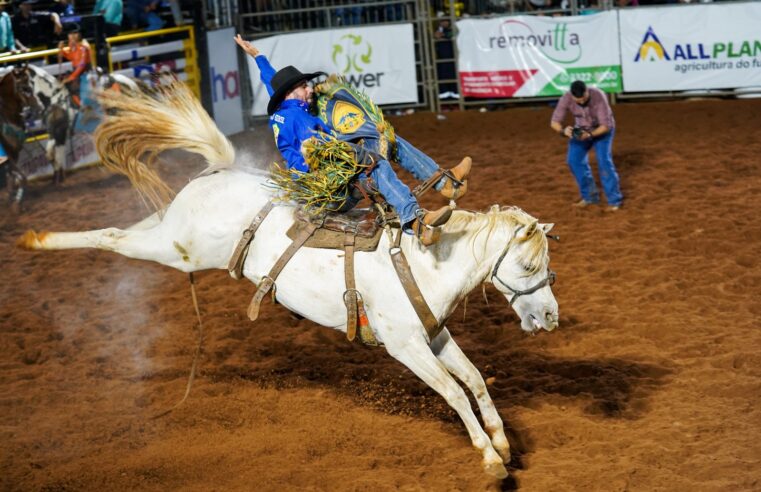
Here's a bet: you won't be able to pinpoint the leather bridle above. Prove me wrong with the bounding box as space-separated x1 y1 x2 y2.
490 227 557 306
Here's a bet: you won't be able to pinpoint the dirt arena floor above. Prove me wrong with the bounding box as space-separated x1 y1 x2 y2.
1 98 760 491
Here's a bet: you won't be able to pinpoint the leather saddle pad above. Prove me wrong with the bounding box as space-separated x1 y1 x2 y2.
286 207 385 252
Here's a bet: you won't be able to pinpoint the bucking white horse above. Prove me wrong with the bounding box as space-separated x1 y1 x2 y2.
18 84 560 479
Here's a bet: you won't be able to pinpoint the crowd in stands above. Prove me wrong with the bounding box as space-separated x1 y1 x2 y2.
241 0 733 33
1 0 184 54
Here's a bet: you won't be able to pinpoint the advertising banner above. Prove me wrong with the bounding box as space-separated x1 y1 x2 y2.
619 3 761 92
247 24 417 116
19 132 99 181
456 13 621 98
207 27 245 135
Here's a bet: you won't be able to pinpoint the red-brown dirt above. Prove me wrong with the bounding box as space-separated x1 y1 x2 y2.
1 98 760 491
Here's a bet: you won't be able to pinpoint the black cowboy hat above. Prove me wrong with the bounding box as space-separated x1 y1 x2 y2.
267 65 325 116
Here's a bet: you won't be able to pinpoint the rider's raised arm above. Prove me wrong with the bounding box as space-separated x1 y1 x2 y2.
234 34 276 96
254 55 276 97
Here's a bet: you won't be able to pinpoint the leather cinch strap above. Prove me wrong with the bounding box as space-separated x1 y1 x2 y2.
228 201 275 280
247 221 319 322
343 232 358 341
389 230 442 341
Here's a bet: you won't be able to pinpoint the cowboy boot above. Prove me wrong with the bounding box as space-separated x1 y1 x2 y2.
440 156 472 200
410 205 453 246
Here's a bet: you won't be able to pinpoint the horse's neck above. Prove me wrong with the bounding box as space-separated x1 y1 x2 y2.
407 211 513 306
34 72 71 111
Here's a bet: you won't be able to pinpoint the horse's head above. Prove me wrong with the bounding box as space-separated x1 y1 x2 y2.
489 208 559 334
0 66 32 127
10 65 44 116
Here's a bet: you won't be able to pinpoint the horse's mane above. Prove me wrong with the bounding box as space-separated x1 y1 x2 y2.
444 206 549 274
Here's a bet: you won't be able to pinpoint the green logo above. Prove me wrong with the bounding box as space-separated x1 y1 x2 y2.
331 34 373 73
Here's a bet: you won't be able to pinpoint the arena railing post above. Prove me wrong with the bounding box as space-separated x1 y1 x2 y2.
192 0 214 115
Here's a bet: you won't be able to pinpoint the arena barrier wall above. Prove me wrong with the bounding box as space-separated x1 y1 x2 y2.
456 12 622 99
619 3 761 93
454 2 761 101
206 26 244 135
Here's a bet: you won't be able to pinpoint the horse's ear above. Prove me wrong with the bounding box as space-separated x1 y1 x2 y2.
541 223 555 234
518 220 538 240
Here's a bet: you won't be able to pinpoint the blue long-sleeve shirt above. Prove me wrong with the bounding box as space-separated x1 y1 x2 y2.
255 54 332 173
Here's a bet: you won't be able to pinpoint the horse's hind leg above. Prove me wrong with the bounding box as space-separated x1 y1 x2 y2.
431 328 511 463
386 334 507 479
17 226 188 270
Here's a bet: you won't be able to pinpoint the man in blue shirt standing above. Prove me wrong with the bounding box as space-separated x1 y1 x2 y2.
235 35 472 246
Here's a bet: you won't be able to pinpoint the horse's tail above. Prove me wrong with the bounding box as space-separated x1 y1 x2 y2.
95 81 235 212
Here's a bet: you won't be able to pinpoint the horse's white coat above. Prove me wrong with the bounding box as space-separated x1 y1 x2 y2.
25 169 559 478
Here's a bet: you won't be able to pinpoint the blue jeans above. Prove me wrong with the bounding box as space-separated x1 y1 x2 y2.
356 159 418 229
567 129 623 206
0 141 7 160
364 136 444 189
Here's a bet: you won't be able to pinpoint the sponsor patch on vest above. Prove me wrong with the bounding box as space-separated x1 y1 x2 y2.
272 123 280 143
332 101 366 134
272 114 285 124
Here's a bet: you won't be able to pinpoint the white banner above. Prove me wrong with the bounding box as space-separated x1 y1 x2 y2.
247 24 417 116
207 27 244 135
620 3 761 92
456 13 621 98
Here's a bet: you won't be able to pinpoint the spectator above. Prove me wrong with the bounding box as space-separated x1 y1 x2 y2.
12 0 63 49
335 4 362 26
93 0 122 36
50 0 75 19
550 80 623 211
58 23 90 107
124 0 164 31
1 0 26 53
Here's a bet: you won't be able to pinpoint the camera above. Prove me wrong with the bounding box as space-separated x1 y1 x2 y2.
571 127 585 139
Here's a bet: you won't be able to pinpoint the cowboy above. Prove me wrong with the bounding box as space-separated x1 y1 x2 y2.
234 35 471 246
58 23 91 107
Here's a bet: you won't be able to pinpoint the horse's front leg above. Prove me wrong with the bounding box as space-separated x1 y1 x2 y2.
385 333 508 479
431 327 510 464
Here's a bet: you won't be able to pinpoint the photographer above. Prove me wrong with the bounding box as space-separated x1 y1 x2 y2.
550 80 623 212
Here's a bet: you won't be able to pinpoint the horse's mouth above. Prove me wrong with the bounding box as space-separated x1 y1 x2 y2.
529 314 543 334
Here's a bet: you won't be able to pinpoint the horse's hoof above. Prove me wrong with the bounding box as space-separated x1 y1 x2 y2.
17 230 41 249
495 445 511 464
483 460 508 479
